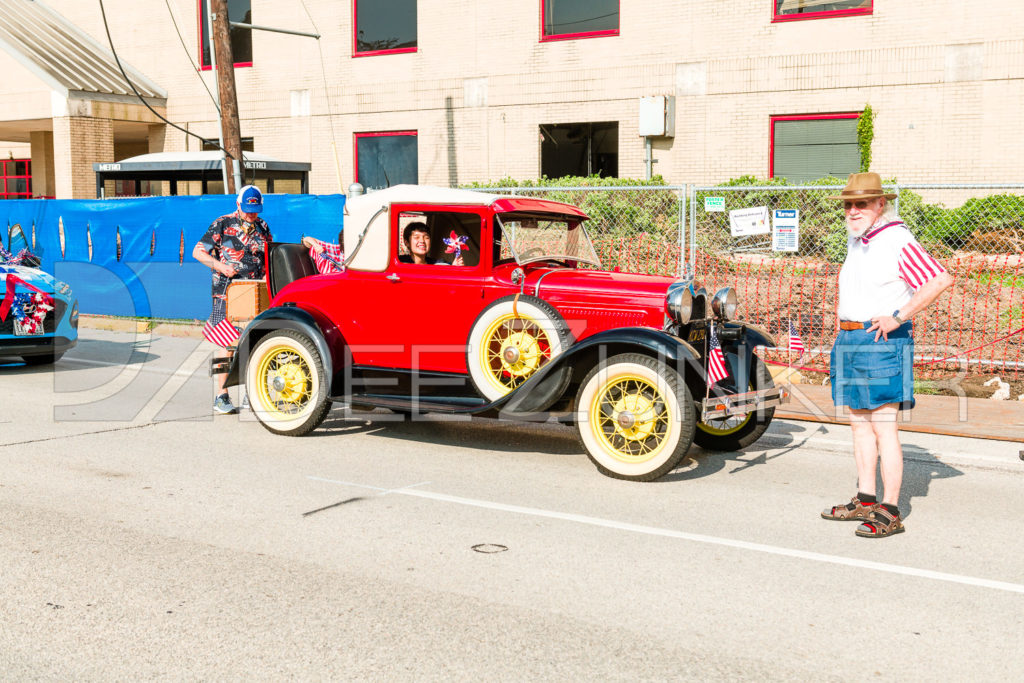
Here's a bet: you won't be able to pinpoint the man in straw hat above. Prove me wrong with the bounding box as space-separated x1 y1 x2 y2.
820 172 953 538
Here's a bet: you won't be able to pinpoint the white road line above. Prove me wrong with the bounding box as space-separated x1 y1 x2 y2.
309 475 1024 595
62 355 203 381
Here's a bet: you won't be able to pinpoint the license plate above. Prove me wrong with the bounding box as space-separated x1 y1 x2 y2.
687 328 706 343
13 320 43 336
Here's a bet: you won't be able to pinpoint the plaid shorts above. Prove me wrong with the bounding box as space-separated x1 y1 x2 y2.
830 322 915 411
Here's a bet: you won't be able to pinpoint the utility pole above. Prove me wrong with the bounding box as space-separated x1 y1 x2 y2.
210 0 243 194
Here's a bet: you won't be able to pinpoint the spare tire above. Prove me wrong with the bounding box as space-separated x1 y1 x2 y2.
466 295 571 403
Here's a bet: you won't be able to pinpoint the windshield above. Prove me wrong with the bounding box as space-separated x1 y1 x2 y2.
495 213 602 268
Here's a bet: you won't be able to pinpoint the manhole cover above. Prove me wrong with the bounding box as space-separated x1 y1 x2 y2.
471 544 508 554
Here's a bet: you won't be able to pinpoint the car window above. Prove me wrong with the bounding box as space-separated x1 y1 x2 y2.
495 212 601 267
396 210 481 266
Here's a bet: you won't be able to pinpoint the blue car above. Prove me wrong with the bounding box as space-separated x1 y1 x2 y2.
0 242 78 365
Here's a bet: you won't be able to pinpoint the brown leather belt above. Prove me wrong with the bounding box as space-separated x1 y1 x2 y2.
838 320 868 331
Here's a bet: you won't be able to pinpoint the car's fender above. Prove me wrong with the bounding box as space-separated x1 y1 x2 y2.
717 321 778 388
223 304 343 389
500 327 702 414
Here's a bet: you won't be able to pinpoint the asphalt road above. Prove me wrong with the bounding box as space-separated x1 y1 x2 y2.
2 329 1023 680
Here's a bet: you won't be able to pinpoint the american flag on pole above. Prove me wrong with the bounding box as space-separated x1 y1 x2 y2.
203 317 240 348
707 325 729 386
788 320 805 356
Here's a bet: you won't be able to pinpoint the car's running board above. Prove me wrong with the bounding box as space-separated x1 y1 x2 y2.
701 384 791 421
329 394 490 414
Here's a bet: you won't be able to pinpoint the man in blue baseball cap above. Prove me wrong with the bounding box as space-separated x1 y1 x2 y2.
192 184 273 414
237 184 263 214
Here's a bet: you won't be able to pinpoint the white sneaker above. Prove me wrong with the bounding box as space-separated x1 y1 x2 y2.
241 393 250 411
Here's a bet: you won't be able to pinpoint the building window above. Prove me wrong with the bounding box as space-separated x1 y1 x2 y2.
354 131 418 190
199 0 253 68
770 113 861 182
540 123 618 179
201 137 255 152
773 0 872 22
354 0 417 56
541 0 619 41
0 159 31 199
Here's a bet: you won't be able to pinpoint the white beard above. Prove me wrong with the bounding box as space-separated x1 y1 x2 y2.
846 220 870 238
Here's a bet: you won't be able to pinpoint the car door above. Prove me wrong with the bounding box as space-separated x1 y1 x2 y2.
342 205 490 374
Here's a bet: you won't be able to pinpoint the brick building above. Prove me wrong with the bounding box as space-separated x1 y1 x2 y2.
1 0 1022 198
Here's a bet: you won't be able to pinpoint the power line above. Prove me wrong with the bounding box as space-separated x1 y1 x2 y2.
163 0 220 114
98 0 251 184
298 0 341 190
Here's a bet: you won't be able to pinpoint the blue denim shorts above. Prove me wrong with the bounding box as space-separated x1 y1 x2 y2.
830 322 915 411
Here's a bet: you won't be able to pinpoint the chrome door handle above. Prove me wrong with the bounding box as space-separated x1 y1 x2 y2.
386 273 401 282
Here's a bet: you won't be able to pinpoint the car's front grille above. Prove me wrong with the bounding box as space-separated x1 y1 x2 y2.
0 297 67 335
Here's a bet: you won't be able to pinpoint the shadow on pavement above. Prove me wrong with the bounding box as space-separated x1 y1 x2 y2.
313 407 584 455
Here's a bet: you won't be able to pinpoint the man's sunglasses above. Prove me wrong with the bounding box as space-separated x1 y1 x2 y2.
843 199 876 211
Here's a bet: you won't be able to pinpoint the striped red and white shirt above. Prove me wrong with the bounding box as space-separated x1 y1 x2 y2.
310 242 344 274
837 220 946 321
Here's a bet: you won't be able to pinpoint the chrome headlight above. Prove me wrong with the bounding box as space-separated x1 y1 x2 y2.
70 301 79 328
711 287 739 320
665 280 694 324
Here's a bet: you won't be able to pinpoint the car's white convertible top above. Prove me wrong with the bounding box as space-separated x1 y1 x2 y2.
342 185 502 272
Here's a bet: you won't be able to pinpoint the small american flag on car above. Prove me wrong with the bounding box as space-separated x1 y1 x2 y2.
707 325 729 386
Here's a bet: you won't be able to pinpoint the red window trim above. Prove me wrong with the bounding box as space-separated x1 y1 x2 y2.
1 158 32 199
391 204 487 269
771 0 873 23
352 0 418 58
539 0 620 43
353 130 418 186
197 0 254 69
769 112 860 178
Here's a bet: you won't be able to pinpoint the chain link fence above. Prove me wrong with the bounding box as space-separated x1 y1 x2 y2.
691 184 1024 380
471 183 1024 381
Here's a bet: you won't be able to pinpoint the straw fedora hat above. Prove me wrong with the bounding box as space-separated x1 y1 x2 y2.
828 172 897 201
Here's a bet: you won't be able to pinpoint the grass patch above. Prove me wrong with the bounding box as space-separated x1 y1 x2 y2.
967 271 1024 289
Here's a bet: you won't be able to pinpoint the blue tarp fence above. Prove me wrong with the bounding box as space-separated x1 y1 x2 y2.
0 195 344 320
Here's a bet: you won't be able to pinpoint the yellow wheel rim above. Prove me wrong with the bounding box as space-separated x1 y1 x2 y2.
697 377 754 436
478 313 552 394
696 412 752 436
256 344 313 417
589 374 671 463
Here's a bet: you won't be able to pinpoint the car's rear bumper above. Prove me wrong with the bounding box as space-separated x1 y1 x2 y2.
0 336 77 359
701 384 791 421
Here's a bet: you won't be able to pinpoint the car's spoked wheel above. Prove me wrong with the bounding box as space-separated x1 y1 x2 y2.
245 330 331 436
467 295 571 403
693 356 775 452
576 353 696 481
484 315 549 390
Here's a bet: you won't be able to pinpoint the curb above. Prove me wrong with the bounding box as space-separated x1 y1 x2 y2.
79 314 206 340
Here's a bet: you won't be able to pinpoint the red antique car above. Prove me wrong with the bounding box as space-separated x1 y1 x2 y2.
222 185 789 481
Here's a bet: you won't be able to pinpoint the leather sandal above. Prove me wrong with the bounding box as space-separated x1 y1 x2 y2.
821 496 878 521
855 508 905 538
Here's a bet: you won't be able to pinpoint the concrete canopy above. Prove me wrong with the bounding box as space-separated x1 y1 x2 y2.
93 152 312 197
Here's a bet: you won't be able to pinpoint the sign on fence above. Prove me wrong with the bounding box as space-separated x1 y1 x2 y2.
729 206 770 236
772 209 800 252
704 196 725 212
